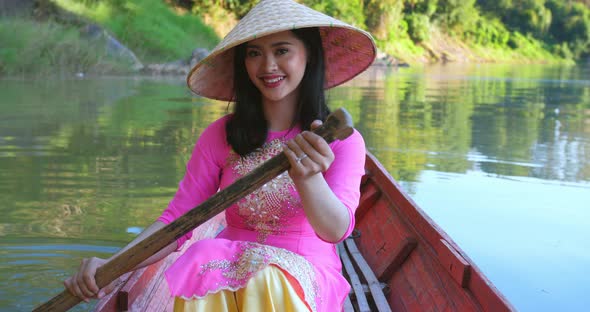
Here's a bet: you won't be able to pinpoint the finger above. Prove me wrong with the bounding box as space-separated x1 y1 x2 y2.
294 133 323 162
301 132 334 171
284 140 314 175
67 276 89 302
83 259 100 294
64 277 80 298
76 259 98 299
301 131 332 157
296 152 321 172
77 273 96 299
285 139 307 162
282 143 300 167
297 132 333 169
82 270 99 295
290 138 324 174
310 119 323 130
75 261 93 298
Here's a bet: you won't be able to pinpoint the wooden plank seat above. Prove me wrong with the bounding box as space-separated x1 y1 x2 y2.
338 237 392 312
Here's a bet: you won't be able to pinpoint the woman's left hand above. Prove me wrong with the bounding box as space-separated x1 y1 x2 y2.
284 120 334 182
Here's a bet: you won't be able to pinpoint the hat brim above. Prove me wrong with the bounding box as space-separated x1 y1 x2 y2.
186 0 376 101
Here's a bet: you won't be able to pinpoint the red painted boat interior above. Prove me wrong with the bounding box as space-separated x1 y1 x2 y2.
356 152 514 311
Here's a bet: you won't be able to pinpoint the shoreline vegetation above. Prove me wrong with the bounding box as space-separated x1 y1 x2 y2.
0 0 589 77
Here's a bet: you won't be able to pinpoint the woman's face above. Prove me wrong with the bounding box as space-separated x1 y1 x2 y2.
244 31 308 105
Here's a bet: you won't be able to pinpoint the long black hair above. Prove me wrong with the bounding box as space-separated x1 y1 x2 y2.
226 27 330 157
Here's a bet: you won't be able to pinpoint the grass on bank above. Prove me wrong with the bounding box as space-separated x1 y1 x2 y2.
0 17 133 76
53 0 219 63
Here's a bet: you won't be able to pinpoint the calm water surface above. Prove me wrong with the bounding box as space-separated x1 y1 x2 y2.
1 64 589 311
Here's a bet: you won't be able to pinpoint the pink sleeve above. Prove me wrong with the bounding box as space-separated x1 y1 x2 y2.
323 129 366 243
157 116 230 249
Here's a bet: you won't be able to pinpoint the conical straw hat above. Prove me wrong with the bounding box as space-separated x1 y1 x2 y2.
187 0 376 101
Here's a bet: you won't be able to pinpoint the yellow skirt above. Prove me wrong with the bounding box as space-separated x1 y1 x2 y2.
173 265 310 312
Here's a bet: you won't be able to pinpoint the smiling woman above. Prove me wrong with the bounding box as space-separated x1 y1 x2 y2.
243 31 309 106
60 0 376 311
4 48 588 312
229 27 328 156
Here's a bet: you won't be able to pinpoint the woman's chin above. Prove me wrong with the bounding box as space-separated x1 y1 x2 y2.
261 91 289 103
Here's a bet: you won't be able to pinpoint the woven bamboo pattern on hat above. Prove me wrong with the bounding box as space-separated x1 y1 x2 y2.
187 0 376 101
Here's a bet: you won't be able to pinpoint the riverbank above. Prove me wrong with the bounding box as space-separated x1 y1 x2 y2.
0 0 219 76
1 0 587 77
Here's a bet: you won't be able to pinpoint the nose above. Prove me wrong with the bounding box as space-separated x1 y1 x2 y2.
263 54 277 71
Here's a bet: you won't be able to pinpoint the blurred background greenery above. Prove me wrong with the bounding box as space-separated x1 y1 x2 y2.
1 0 590 76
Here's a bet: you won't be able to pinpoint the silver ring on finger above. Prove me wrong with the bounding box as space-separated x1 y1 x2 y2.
295 153 308 163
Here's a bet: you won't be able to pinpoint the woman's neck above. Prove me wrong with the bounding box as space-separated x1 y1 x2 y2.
262 94 298 132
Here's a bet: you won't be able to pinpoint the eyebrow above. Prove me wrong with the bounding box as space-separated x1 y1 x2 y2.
246 41 294 49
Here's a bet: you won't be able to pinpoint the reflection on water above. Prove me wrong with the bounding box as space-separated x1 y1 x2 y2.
0 64 589 311
0 238 118 311
411 169 590 311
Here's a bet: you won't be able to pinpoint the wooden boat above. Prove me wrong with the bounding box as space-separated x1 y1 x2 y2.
94 152 514 311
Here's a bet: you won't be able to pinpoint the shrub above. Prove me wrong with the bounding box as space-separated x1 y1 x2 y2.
406 13 431 42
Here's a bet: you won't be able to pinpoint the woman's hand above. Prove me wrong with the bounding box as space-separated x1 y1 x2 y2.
284 120 334 182
283 120 350 241
63 257 119 302
62 221 175 302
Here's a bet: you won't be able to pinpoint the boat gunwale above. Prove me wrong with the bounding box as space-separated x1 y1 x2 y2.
363 151 515 311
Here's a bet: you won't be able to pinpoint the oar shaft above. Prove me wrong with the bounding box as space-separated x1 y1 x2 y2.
34 155 290 312
33 108 353 312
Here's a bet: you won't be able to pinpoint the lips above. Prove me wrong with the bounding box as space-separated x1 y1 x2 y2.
260 75 285 88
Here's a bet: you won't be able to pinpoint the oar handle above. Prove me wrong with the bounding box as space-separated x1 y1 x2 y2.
33 108 354 312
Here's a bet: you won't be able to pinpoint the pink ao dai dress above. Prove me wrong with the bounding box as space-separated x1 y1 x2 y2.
157 115 366 311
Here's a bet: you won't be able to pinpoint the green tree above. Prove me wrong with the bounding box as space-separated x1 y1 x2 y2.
406 13 430 42
364 0 404 40
477 0 552 36
302 0 366 28
546 0 590 58
434 0 479 32
405 0 438 17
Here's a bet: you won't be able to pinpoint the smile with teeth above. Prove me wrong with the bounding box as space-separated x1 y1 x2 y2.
263 76 284 83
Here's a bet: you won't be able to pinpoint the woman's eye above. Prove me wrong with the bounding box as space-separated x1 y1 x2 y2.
246 50 260 57
276 48 288 55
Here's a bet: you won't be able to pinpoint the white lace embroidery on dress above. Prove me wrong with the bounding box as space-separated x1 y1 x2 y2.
228 138 301 243
196 242 319 312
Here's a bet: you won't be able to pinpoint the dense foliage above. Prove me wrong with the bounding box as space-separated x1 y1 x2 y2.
163 0 590 60
2 0 589 76
478 0 590 59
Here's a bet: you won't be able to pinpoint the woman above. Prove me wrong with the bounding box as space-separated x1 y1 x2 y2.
64 0 376 311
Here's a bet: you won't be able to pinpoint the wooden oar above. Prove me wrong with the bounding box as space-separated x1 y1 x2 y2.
33 108 354 312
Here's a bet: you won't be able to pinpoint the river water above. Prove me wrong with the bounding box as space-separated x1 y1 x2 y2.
1 64 589 311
